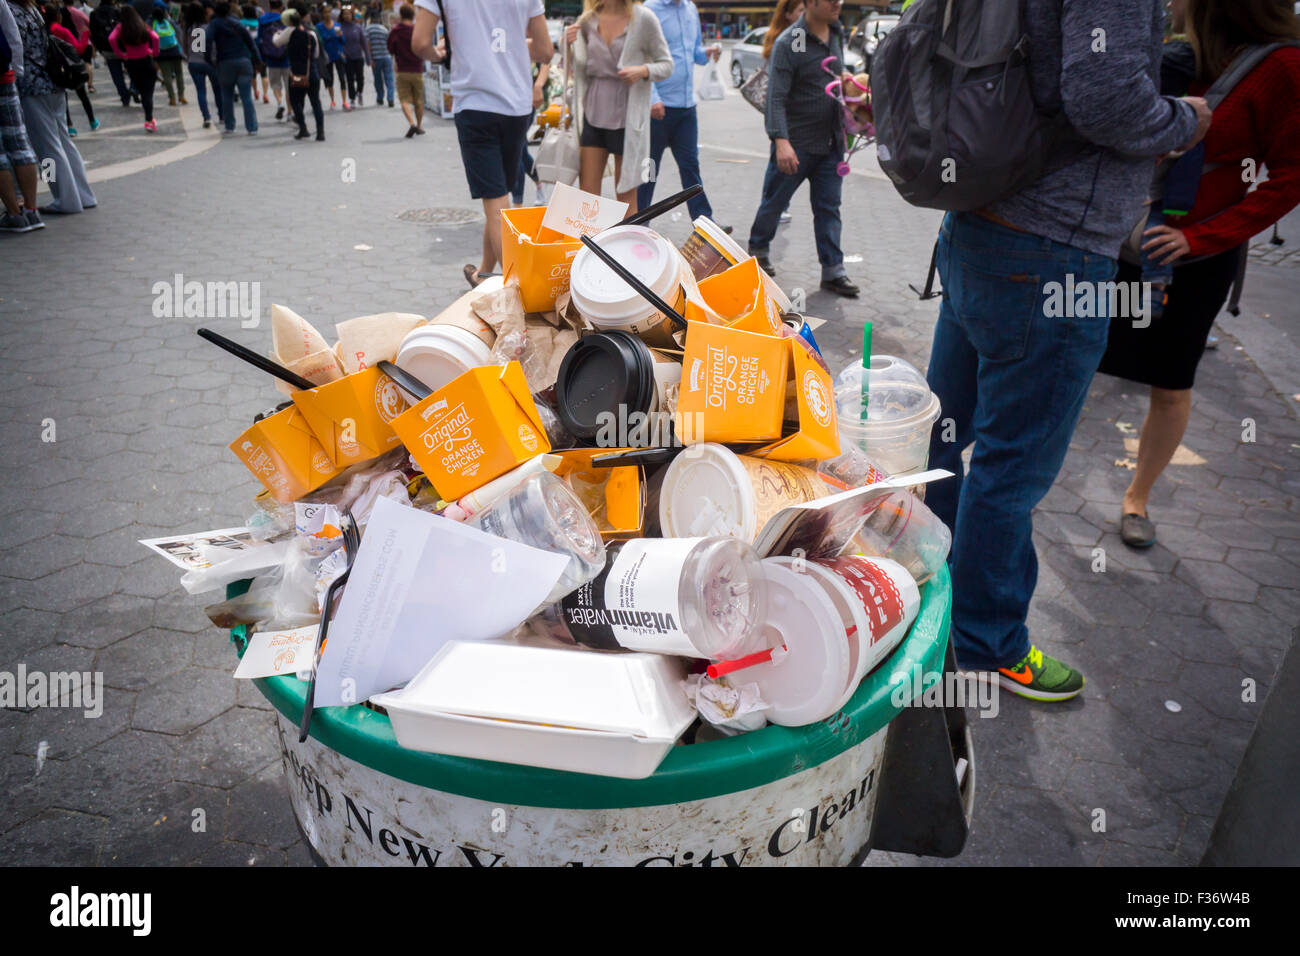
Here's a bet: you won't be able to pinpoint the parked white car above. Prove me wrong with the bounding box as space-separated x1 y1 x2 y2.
728 26 866 87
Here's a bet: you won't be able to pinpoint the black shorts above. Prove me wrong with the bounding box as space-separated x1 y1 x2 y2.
81 46 94 63
580 120 624 154
454 109 532 200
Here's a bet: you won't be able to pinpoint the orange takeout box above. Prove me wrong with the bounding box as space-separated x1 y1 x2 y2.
751 335 841 461
229 406 344 503
554 447 646 539
684 256 785 337
391 360 551 501
291 366 409 468
674 321 788 444
501 206 583 313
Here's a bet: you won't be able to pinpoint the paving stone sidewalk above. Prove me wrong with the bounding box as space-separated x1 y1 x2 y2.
0 87 1296 866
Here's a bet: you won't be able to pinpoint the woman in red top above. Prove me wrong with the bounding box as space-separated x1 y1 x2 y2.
1097 0 1300 549
47 5 97 135
109 5 161 131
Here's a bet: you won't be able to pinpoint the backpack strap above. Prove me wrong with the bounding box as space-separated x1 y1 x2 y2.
1225 244 1249 317
910 240 943 301
1204 42 1300 110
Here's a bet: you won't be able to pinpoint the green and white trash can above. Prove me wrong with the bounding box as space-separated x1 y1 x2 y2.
229 566 973 867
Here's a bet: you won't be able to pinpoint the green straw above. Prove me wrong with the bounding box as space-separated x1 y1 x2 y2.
860 321 872 423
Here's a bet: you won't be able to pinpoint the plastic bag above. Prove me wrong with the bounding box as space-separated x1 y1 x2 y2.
698 60 727 102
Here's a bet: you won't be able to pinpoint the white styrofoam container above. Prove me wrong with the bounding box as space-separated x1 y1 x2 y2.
371 641 696 779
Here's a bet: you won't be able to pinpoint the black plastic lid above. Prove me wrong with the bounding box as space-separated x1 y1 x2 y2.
554 331 655 440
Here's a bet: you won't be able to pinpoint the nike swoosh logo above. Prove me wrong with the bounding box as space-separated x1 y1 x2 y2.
1001 667 1033 685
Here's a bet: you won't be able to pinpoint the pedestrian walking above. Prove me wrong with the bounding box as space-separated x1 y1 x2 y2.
566 0 673 215
62 0 93 93
257 0 289 119
745 0 857 296
636 0 723 224
1097 0 1300 550
181 2 217 127
363 5 393 107
207 0 261 135
89 0 132 106
275 5 323 140
151 0 186 106
387 2 422 135
109 3 159 130
762 0 802 225
920 0 1211 701
6 0 95 212
0 0 44 232
338 5 365 109
315 4 343 108
47 5 96 134
411 0 554 286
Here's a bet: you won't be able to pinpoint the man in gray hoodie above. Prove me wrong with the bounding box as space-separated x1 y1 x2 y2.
922 0 1211 702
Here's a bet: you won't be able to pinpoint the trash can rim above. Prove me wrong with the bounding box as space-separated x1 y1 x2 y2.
234 565 951 809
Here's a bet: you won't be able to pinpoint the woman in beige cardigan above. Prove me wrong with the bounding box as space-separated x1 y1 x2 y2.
565 0 673 213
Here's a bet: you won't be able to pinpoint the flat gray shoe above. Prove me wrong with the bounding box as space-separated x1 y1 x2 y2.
1121 512 1156 549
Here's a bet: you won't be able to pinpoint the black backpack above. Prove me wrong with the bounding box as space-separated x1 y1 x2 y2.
45 33 89 90
0 24 10 76
871 0 1073 212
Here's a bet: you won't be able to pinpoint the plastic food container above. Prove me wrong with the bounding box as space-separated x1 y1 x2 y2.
371 640 697 779
658 442 830 542
568 226 687 349
853 490 951 584
396 324 494 395
835 355 941 479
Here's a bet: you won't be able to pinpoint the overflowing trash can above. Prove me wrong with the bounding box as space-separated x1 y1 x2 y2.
231 566 971 867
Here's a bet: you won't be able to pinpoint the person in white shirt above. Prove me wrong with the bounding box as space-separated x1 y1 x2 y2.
411 0 553 288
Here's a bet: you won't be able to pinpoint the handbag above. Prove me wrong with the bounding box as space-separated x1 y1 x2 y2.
740 61 767 113
533 30 580 185
289 30 312 88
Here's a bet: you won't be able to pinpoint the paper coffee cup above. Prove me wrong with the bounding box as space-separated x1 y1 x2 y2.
658 443 829 542
569 226 687 350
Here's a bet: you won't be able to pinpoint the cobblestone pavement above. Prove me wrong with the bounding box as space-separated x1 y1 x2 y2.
0 75 1297 866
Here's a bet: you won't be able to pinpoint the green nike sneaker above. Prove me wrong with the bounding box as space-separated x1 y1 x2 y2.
997 645 1085 702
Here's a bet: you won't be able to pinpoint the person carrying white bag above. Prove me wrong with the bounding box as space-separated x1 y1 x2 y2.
560 0 673 214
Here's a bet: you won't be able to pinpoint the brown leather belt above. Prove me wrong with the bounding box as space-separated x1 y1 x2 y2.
974 208 1026 233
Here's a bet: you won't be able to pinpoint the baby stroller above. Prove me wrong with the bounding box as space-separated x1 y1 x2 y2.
822 57 875 177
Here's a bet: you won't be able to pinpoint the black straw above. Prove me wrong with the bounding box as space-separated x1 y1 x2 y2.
197 327 318 391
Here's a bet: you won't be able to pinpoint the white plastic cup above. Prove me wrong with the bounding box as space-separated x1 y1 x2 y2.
853 490 951 584
568 225 687 349
835 355 941 479
396 324 494 395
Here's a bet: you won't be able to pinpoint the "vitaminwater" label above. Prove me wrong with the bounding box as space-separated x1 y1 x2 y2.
560 539 701 656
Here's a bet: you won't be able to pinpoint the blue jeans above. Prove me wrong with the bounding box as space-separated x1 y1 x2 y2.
636 105 712 220
370 55 395 105
747 145 844 281
217 58 257 132
924 213 1116 670
188 61 219 122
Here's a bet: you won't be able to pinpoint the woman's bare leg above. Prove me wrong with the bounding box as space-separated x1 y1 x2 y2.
1123 386 1193 516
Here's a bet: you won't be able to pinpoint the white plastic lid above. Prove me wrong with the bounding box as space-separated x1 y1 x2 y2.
570 226 680 326
659 443 757 541
835 355 940 432
375 640 696 739
396 324 494 395
768 556 867 710
744 562 852 727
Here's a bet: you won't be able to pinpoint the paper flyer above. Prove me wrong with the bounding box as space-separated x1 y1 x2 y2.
312 496 569 707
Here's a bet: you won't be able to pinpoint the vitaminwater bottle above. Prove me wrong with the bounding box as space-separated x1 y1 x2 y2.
543 537 769 660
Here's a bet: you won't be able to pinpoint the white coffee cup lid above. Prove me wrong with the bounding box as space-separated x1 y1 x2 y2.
396 324 493 395
745 562 851 727
571 226 679 325
659 443 757 541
